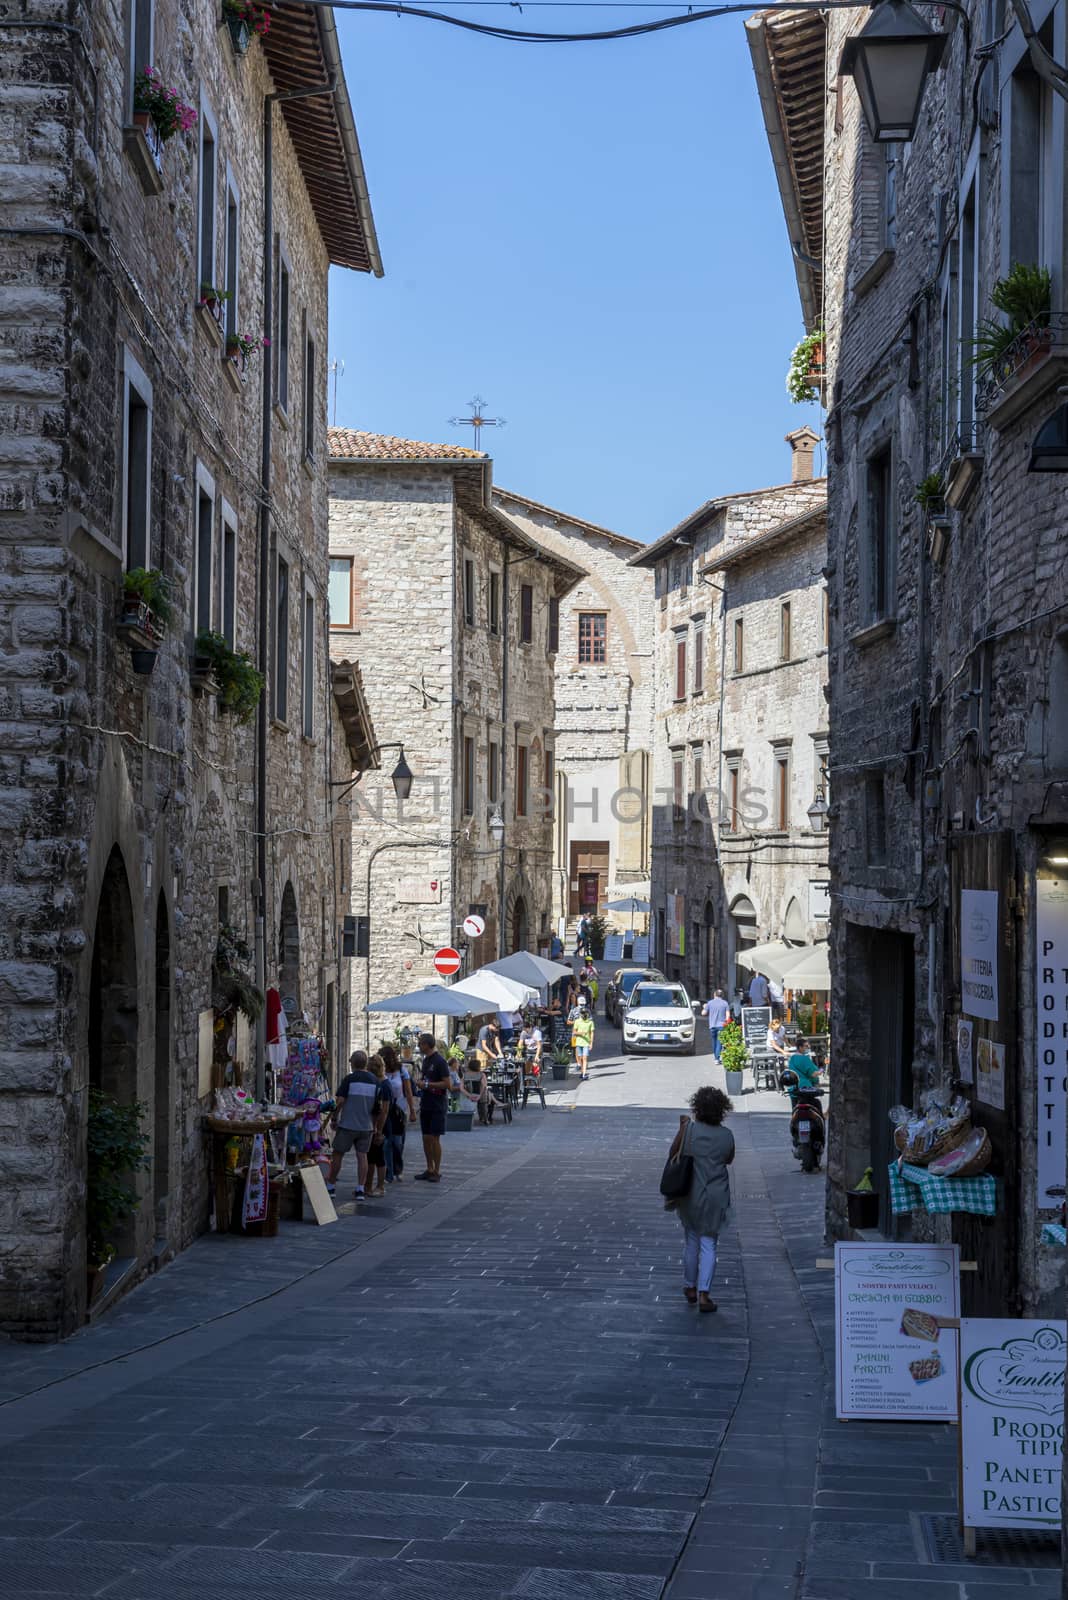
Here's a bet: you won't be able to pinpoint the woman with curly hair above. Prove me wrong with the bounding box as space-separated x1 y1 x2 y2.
667 1085 734 1313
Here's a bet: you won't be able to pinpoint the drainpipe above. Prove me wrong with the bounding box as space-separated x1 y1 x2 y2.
498 548 510 956
255 79 335 1100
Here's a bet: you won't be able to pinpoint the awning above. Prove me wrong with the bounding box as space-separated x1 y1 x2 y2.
736 940 797 978
776 943 831 991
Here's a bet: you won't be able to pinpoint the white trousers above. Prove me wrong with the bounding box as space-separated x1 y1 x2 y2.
682 1228 718 1293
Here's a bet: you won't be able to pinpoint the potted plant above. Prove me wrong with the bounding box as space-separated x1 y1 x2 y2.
212 923 264 1021
222 0 271 53
192 630 264 722
132 67 197 169
586 912 608 960
118 568 172 674
787 328 825 404
974 263 1052 388
719 1020 749 1096
197 282 230 328
913 472 945 517
86 1090 151 1306
225 330 269 379
550 1043 571 1082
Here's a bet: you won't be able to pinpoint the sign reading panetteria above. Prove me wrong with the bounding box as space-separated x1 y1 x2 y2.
834 1243 960 1421
960 1319 1065 1532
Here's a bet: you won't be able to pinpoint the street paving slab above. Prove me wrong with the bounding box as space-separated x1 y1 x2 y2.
0 1012 1059 1598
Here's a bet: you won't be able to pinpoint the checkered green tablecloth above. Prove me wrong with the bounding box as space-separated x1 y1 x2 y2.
1041 1222 1067 1247
888 1160 998 1217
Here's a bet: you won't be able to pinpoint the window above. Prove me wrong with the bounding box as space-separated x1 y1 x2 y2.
543 747 554 813
462 735 476 816
672 753 684 823
820 587 829 647
726 763 741 833
578 611 607 664
520 583 533 645
866 774 887 864
303 324 316 459
733 616 744 672
938 244 959 452
1009 53 1056 272
488 739 500 805
223 169 239 343
780 601 792 661
274 555 289 722
276 246 290 413
328 556 353 628
958 157 981 432
883 143 899 250
548 595 559 654
693 621 704 695
516 741 528 817
220 500 237 647
194 471 214 636
488 569 500 635
198 107 216 295
463 557 476 626
774 749 791 830
692 747 704 820
674 633 687 701
127 0 153 115
301 593 315 737
122 349 152 569
865 447 895 622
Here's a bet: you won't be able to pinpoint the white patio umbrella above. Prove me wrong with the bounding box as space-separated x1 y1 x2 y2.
602 896 652 915
365 982 500 1017
484 951 573 989
450 970 537 1009
736 940 799 983
775 944 831 992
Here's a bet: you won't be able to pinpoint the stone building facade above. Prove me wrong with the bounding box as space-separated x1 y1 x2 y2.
0 0 379 1336
631 432 827 997
749 0 1067 1317
327 432 583 1045
492 490 654 936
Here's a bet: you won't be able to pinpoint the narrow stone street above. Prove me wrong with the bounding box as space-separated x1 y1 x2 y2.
0 1025 1058 1598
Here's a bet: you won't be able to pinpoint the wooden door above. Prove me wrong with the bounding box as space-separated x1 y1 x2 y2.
868 930 914 1229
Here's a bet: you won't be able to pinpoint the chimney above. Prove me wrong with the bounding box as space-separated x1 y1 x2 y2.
785 425 820 483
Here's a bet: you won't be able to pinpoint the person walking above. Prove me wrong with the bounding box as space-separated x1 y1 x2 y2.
572 1001 595 1082
415 1032 451 1183
704 989 730 1060
575 913 590 957
668 1086 735 1313
380 1042 416 1183
748 970 770 1009
328 1049 391 1201
364 1054 389 1196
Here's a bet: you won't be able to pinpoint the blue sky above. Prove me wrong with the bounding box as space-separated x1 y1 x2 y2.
329 3 822 543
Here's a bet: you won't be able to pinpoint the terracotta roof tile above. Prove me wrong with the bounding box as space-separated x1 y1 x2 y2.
328 428 485 462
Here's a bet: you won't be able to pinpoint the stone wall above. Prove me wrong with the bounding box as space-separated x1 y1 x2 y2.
818 0 1065 1313
494 492 654 922
328 463 562 1047
0 0 355 1336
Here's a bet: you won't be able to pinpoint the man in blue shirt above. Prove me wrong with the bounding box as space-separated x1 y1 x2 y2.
704 989 730 1059
328 1049 391 1200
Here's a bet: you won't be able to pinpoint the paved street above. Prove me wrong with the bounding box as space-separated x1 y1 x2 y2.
0 1017 1058 1598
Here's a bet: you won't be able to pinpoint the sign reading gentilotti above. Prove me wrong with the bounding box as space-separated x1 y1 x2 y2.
960 1319 1066 1532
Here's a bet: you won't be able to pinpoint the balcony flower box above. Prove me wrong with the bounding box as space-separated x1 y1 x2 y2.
125 69 196 197
222 0 271 53
118 569 171 675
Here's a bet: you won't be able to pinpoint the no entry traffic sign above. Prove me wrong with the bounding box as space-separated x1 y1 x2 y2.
433 946 462 978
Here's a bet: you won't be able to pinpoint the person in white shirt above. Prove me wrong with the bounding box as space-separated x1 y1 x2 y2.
704 990 730 1059
768 976 785 1020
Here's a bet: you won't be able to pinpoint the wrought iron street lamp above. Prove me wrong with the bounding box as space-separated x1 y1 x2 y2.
489 807 505 845
389 751 413 800
807 793 830 834
1029 403 1068 471
839 0 949 143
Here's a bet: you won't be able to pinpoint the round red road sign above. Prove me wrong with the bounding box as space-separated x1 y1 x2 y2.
433 946 462 977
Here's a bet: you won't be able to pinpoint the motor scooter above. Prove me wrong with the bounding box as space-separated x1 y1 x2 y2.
780 1068 827 1173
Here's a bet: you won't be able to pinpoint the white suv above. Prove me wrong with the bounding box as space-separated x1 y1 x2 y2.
622 982 697 1056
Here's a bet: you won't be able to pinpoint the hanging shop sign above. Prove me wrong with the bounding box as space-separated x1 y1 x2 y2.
808 880 831 921
1036 875 1068 1205
960 888 999 1021
834 1242 960 1421
961 1319 1065 1533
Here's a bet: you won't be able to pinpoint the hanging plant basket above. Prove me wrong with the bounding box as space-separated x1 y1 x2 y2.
129 646 159 676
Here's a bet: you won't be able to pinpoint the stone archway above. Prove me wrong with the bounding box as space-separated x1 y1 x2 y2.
727 894 758 1001
278 881 301 1011
87 845 140 1259
153 892 172 1239
784 895 806 943
511 896 530 953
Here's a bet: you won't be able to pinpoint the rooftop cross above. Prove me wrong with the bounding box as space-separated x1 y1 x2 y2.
450 395 505 447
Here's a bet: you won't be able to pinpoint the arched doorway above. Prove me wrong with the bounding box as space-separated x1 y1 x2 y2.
784 896 806 944
278 882 300 1011
727 894 758 1002
88 846 140 1259
153 893 171 1239
511 896 529 953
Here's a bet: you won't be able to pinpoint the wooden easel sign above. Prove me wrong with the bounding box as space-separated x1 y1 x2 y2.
299 1164 338 1225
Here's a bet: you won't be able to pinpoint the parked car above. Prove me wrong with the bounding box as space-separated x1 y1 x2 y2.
605 966 665 1026
621 981 697 1055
